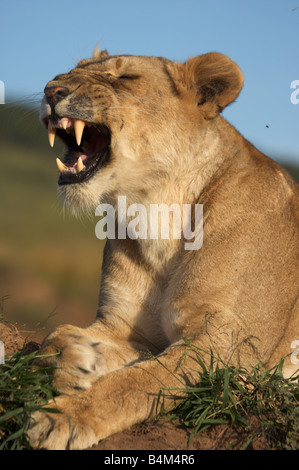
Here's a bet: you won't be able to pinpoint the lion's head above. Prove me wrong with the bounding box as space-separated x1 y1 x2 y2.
41 48 243 212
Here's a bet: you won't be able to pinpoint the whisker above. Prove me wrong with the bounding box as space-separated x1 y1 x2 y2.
4 92 43 109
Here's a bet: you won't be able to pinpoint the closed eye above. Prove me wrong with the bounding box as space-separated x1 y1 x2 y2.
118 74 140 80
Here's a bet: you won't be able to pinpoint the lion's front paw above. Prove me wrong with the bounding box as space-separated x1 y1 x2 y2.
37 325 111 395
28 401 98 450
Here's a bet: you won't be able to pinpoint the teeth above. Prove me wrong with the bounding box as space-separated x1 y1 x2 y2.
50 119 87 175
74 119 85 146
56 157 85 175
56 158 68 173
77 156 85 173
48 125 56 147
61 119 68 130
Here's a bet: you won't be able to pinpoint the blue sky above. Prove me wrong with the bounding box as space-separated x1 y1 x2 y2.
1 0 298 162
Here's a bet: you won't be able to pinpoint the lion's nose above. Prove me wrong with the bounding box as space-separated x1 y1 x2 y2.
44 85 69 107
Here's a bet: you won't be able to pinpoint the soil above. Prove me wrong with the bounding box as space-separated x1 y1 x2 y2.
0 322 274 450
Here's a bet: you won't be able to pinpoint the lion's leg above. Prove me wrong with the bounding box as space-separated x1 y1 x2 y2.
37 323 146 396
28 325 265 450
37 238 171 395
36 245 166 395
28 337 203 449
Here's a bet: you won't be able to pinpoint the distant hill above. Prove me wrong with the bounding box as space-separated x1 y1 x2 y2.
0 101 61 152
282 163 299 184
0 103 102 329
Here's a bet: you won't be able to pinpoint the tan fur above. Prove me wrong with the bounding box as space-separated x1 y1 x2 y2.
29 50 299 449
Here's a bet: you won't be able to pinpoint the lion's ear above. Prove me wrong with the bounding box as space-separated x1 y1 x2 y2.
93 45 109 60
182 53 244 119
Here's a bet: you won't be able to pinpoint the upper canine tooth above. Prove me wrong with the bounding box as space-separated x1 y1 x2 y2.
48 125 56 147
56 158 68 173
74 119 85 146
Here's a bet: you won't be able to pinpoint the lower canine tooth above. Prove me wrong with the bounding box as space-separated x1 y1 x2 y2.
56 158 68 173
77 156 85 173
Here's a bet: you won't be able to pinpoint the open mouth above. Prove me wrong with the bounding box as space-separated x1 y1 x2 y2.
46 117 111 185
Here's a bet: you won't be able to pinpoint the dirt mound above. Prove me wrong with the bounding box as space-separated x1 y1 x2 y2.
0 322 26 355
0 322 273 450
91 417 269 451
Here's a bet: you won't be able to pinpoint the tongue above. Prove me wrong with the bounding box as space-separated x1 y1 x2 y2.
80 154 88 163
66 154 88 171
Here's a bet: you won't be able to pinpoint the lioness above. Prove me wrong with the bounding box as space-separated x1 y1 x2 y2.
28 48 299 450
